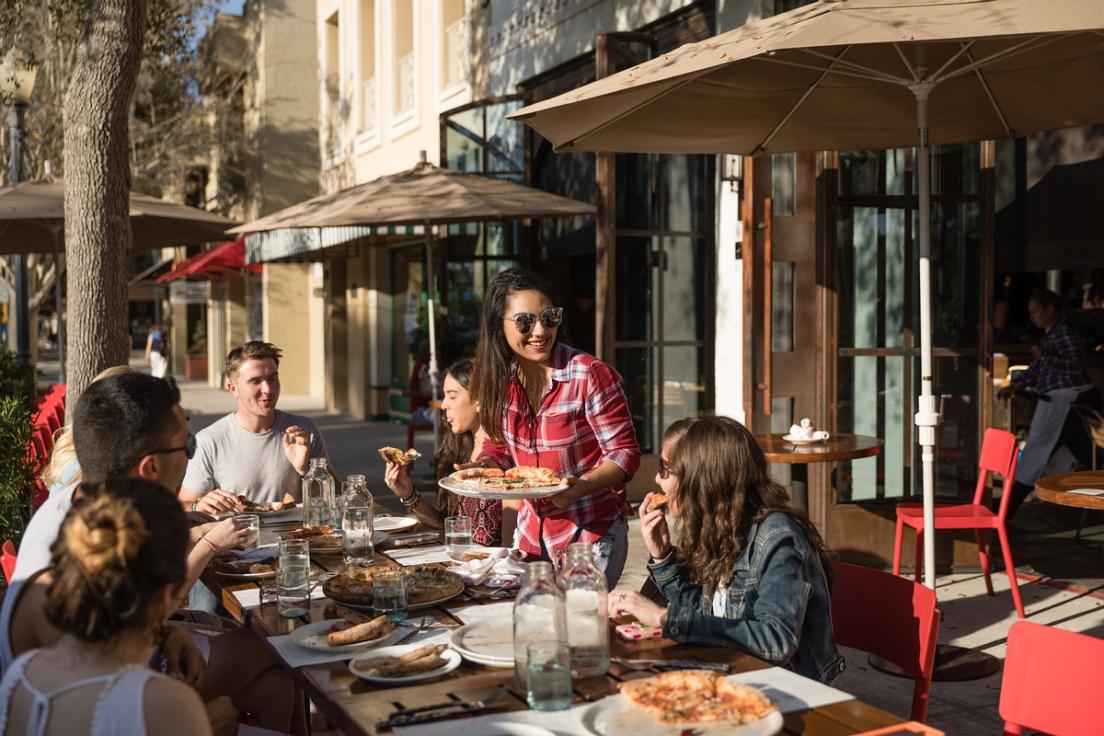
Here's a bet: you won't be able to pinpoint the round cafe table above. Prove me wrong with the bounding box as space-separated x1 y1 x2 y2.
1034 470 1104 511
755 433 883 510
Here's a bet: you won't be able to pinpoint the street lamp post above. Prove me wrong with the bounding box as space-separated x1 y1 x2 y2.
1 52 38 367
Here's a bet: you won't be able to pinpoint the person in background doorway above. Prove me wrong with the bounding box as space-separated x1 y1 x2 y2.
145 322 169 378
998 289 1101 517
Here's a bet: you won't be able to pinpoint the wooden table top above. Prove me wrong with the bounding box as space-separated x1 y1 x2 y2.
203 517 905 735
756 433 884 465
1034 470 1104 510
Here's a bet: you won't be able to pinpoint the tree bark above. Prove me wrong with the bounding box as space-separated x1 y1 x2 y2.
63 0 148 401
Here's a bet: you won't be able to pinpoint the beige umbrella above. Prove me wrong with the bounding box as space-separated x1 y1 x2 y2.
228 160 595 234
0 180 239 253
0 180 239 383
231 159 596 442
510 0 1104 590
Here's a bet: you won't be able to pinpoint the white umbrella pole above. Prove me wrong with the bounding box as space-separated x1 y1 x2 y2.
912 82 940 591
424 223 441 457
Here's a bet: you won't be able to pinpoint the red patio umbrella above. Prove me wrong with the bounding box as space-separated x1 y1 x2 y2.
157 237 261 283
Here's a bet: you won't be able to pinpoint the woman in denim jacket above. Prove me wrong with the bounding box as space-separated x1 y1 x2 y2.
609 416 844 683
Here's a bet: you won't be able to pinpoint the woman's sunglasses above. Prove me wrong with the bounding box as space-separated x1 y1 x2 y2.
503 307 564 335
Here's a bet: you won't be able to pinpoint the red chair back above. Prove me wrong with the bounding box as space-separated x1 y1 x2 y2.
831 562 940 723
1000 621 1104 736
976 428 1019 516
1 539 17 583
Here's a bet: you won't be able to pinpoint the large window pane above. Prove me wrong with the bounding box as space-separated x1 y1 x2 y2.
837 355 906 501
661 236 706 342
615 236 654 343
616 347 655 453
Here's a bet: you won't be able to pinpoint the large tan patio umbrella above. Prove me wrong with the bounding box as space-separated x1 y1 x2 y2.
0 180 239 381
510 0 1104 590
230 159 596 421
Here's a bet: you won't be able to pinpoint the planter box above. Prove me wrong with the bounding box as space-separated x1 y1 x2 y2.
184 352 207 381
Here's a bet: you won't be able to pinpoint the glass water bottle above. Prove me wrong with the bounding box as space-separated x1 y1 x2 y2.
342 474 374 566
559 543 610 678
513 561 568 689
302 457 334 527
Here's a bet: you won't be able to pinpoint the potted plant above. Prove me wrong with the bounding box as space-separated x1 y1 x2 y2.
184 321 208 380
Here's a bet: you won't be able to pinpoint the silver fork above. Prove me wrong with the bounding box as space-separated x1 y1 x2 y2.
612 656 730 673
393 616 444 645
379 685 509 728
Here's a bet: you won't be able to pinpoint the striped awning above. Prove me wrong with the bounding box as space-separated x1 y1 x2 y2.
244 222 480 264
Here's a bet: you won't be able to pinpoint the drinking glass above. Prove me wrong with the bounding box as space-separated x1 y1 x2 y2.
277 539 310 618
444 516 473 560
526 640 573 711
235 513 260 549
372 570 408 623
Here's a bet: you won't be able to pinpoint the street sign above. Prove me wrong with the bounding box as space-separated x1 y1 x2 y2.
169 281 210 304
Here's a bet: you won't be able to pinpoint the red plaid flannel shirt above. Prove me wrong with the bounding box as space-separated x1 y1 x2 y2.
479 343 641 559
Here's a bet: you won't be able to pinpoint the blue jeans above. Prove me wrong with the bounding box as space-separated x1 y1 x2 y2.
539 515 629 589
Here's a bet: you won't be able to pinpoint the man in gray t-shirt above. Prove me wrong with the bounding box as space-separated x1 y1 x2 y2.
180 340 331 514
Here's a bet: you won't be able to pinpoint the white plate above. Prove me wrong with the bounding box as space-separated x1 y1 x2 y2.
781 434 826 446
584 694 784 736
289 618 398 653
348 645 461 684
449 621 515 668
374 516 419 532
438 477 569 501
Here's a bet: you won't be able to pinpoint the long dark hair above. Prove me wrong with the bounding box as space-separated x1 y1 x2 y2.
665 416 834 594
46 478 188 643
435 358 476 516
469 267 567 443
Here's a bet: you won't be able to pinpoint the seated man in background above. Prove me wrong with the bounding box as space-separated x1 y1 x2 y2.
999 289 1101 518
180 340 329 516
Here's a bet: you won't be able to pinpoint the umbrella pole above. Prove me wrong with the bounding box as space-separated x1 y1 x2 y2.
912 82 940 592
424 222 441 459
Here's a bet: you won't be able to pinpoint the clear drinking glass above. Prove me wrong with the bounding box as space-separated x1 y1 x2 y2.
277 539 310 618
235 513 260 549
372 570 408 623
444 515 473 560
526 640 573 711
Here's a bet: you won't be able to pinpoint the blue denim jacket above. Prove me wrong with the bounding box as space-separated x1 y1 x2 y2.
649 511 845 683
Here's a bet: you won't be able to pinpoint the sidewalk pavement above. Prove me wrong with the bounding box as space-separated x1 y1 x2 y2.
170 373 1104 735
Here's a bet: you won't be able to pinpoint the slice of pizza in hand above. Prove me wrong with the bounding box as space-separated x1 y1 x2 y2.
379 446 423 466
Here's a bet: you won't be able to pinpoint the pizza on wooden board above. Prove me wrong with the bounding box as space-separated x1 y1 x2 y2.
323 565 463 606
619 670 777 725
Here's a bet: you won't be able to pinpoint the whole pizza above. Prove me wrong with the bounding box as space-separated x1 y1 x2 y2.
449 465 562 490
619 670 778 725
323 565 464 607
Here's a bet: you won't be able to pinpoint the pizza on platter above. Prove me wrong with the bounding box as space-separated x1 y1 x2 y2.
449 465 562 490
619 670 777 725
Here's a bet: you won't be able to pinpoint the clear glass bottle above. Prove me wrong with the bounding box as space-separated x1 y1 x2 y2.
302 458 334 528
513 561 568 689
342 474 374 566
558 543 609 678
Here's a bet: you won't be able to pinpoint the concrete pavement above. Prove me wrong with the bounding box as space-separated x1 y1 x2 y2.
165 372 1104 735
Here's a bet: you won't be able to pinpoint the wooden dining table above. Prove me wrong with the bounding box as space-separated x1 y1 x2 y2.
1033 470 1104 511
756 434 883 510
201 514 906 736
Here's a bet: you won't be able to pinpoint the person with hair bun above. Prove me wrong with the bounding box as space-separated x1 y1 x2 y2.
0 478 218 736
608 416 843 684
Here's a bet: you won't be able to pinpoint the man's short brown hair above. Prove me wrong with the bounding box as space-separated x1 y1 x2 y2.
226 340 282 379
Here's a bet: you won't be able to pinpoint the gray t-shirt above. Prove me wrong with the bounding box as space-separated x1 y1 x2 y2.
12 481 77 583
182 411 329 503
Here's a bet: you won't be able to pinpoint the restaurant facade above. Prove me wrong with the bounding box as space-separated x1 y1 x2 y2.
270 0 1104 566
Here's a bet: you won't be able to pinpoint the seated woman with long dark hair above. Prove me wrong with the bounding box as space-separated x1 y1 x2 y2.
383 358 508 546
608 416 844 683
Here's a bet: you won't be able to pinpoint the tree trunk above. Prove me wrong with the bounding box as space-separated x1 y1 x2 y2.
63 0 148 401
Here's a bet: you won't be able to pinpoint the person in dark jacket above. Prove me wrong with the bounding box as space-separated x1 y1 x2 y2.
609 415 844 683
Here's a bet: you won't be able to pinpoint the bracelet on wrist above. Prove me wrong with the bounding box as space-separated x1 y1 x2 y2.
401 492 420 509
200 536 219 555
191 501 199 513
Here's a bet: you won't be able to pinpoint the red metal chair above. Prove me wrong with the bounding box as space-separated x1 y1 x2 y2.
892 427 1025 618
831 562 940 723
2 540 17 583
999 621 1104 735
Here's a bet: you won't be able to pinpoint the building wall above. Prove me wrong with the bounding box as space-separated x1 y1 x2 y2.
263 263 316 394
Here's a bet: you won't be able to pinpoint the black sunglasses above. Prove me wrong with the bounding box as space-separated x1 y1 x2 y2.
503 307 564 335
658 456 672 479
149 432 197 461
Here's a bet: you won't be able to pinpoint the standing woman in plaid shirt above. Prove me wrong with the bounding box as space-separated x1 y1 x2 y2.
469 268 641 587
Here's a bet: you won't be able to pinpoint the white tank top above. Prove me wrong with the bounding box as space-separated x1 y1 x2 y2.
0 649 158 736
